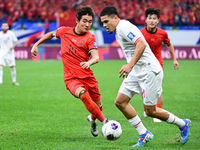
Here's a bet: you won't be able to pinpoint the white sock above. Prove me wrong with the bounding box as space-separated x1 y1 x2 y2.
166 112 185 128
0 66 3 83
11 67 17 83
128 115 147 135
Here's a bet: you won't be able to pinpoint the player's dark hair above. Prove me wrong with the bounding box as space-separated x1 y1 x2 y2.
1 22 8 25
76 6 94 21
100 6 120 18
145 8 160 19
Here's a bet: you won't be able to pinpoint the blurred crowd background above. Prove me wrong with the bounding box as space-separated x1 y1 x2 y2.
0 0 200 30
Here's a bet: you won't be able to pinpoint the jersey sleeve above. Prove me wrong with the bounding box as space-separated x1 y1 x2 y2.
56 26 66 38
119 23 142 45
162 30 170 44
87 34 98 54
12 31 18 42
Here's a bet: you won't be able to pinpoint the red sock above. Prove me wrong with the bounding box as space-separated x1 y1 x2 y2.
80 91 105 122
91 105 103 120
156 104 162 108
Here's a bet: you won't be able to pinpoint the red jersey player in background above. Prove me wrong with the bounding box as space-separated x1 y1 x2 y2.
140 8 179 122
31 6 108 137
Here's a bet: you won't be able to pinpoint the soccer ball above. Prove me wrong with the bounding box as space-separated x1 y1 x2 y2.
102 120 122 140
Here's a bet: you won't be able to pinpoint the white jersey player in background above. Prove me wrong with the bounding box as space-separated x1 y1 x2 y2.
0 22 19 85
100 6 190 147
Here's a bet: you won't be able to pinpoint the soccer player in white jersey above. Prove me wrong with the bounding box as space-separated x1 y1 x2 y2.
0 22 19 85
100 6 190 147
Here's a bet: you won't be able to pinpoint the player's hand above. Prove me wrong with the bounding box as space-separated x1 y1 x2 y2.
31 45 38 57
119 64 132 78
173 60 179 69
80 62 90 69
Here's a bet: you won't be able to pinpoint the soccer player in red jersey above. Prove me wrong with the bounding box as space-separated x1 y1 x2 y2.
31 6 108 137
140 8 179 122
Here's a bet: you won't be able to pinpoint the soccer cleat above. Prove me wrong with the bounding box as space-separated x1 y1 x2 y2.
87 115 98 137
153 118 162 123
144 111 148 118
13 82 20 86
132 130 154 147
179 119 191 144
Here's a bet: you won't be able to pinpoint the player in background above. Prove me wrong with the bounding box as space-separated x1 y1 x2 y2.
140 8 179 122
100 6 190 147
0 22 19 86
31 6 108 137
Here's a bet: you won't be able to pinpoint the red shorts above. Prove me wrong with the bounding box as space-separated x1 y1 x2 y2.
65 77 101 101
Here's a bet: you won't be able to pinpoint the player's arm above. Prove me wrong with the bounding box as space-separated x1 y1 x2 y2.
166 42 179 69
31 31 56 57
10 41 18 50
80 49 99 69
119 38 146 78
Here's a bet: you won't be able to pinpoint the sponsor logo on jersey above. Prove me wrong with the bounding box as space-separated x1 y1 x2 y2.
127 32 135 41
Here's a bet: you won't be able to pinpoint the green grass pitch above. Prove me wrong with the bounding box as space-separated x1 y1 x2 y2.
0 60 200 150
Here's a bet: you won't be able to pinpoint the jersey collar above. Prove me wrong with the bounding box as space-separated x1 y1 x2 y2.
145 27 157 34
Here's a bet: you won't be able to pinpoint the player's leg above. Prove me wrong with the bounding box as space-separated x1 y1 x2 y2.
85 78 107 137
87 100 103 137
0 57 5 85
145 105 190 144
10 66 19 85
153 94 163 122
9 57 19 85
0 64 3 85
65 79 107 137
75 87 107 123
91 100 103 120
115 92 153 147
144 71 190 144
86 78 104 121
143 91 163 122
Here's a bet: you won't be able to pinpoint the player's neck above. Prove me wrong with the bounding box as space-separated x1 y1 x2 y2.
74 27 86 35
146 26 157 33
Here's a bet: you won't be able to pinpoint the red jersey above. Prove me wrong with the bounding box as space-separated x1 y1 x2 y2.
56 27 98 80
140 27 170 67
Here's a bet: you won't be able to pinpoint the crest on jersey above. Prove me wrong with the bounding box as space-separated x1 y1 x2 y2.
127 32 135 41
78 40 84 47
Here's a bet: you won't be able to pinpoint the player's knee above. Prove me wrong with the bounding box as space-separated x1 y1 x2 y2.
145 109 156 117
114 99 124 109
79 89 87 99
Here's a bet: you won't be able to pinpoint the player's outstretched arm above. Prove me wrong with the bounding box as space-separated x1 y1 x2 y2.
31 31 55 57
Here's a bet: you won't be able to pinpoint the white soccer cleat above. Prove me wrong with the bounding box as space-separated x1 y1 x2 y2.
13 82 20 86
144 111 148 118
87 115 98 137
153 118 162 123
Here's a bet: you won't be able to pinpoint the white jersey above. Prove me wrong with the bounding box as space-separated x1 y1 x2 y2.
115 20 162 74
0 30 18 58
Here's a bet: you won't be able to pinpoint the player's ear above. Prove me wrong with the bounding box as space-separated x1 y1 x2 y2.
76 18 79 23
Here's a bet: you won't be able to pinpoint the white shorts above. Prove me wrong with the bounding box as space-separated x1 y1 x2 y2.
0 55 16 67
119 70 163 106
